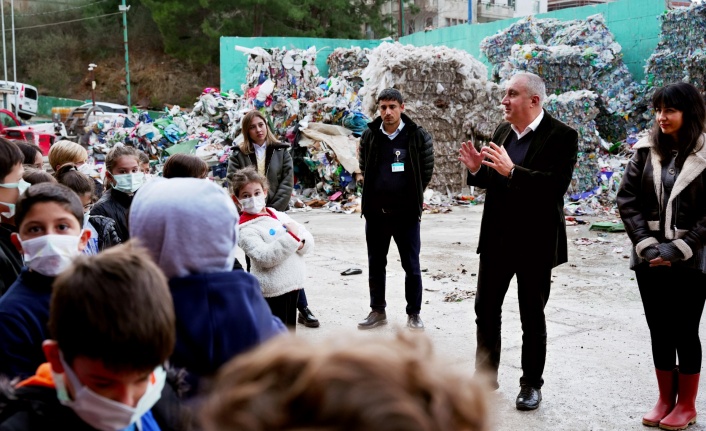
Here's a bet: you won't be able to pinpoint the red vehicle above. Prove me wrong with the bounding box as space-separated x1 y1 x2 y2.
0 109 55 154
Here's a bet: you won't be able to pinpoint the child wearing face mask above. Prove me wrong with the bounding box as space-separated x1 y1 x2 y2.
56 164 121 254
0 183 90 379
232 167 315 330
0 242 186 431
92 146 145 242
0 139 28 296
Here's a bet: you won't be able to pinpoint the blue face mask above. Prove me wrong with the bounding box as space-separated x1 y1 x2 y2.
0 179 30 218
112 173 144 194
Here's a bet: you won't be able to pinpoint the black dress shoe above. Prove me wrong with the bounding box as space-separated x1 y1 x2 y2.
297 307 320 328
358 310 387 330
407 314 424 331
516 385 542 411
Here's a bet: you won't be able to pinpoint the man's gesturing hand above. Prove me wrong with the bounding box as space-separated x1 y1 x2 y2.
481 143 514 177
459 141 484 173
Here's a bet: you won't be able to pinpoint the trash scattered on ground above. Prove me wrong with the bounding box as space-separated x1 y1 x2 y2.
443 288 476 302
340 268 362 276
589 221 625 232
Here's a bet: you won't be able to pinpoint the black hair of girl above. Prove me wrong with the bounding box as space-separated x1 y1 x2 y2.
650 82 706 169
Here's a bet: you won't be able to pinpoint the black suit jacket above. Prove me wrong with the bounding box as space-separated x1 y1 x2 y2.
467 110 578 268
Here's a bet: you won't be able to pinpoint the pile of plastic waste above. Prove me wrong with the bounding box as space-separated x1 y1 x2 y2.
481 14 650 143
645 2 706 93
326 47 371 91
361 42 503 193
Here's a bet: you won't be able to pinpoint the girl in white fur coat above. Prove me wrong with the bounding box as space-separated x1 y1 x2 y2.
231 167 314 330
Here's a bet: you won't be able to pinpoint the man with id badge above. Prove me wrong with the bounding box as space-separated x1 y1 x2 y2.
357 88 434 331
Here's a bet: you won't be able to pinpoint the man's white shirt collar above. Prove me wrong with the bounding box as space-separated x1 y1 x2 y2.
380 119 405 140
511 110 544 140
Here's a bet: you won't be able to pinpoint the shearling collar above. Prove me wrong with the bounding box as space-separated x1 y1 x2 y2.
633 133 706 239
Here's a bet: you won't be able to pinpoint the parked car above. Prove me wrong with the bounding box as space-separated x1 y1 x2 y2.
0 81 38 120
79 102 129 115
0 109 54 154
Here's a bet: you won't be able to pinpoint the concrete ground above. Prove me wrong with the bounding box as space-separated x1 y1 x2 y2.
267 205 706 431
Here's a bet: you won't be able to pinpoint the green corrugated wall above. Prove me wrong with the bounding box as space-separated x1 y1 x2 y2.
220 0 666 91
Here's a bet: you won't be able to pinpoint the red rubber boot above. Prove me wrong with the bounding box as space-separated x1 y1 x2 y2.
643 368 678 427
659 373 699 430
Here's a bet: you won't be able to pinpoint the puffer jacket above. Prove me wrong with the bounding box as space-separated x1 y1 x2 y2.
91 188 134 242
87 215 121 251
238 209 314 298
359 113 434 218
226 143 293 212
617 134 706 272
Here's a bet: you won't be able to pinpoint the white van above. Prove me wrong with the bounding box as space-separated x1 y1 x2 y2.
0 81 38 120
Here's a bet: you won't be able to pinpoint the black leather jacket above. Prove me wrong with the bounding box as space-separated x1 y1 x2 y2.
87 215 122 251
91 188 134 242
359 114 434 218
617 136 706 272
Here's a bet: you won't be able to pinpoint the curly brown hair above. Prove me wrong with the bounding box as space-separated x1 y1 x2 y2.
201 332 488 431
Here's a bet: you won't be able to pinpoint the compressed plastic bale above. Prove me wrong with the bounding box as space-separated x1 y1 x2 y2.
361 42 503 193
645 3 706 92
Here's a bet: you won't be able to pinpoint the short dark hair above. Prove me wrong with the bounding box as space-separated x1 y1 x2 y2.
229 166 269 198
15 141 42 165
650 82 706 168
23 168 57 185
15 182 83 228
50 241 176 372
377 88 404 105
0 138 23 183
56 163 95 196
163 153 209 179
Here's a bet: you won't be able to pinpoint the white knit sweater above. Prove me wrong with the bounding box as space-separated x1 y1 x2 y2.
238 209 314 298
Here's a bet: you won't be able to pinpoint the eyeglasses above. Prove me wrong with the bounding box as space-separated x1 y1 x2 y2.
83 203 93 211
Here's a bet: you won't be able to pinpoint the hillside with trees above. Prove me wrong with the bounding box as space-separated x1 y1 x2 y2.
9 0 394 108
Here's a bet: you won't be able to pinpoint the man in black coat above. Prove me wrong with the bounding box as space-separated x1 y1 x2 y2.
357 88 434 331
459 72 578 411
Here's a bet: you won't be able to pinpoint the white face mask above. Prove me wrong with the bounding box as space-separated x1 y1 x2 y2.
83 212 91 228
54 354 166 431
0 179 30 219
239 194 267 214
112 173 144 194
19 234 82 277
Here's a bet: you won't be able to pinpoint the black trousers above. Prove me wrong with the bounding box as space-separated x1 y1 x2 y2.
636 265 706 374
265 289 300 331
474 253 552 388
365 214 423 315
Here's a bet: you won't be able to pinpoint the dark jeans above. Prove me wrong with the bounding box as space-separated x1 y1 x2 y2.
474 253 552 388
636 265 706 374
265 289 300 331
365 214 422 315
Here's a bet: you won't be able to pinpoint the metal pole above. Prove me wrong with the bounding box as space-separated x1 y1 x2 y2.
88 64 97 106
468 0 473 24
11 0 16 116
120 0 131 106
398 0 403 37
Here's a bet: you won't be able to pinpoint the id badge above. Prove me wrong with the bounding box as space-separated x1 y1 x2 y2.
392 149 405 173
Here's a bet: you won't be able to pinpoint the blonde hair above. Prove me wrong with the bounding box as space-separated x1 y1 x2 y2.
201 332 489 431
238 110 279 155
48 140 88 172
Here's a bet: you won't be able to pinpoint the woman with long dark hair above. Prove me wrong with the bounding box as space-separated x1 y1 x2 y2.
617 82 706 430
